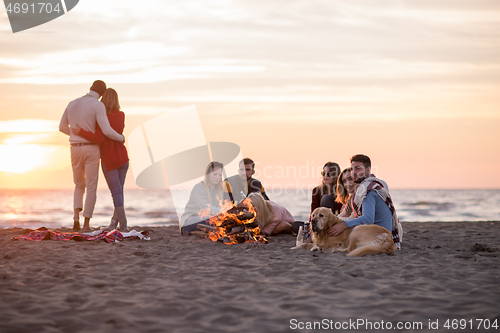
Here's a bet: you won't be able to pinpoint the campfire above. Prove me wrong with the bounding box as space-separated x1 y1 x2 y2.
197 198 268 245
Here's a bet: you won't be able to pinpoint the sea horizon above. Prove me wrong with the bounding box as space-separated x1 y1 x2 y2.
1 187 499 191
1 188 499 230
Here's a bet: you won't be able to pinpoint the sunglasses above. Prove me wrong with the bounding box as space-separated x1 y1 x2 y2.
321 172 336 177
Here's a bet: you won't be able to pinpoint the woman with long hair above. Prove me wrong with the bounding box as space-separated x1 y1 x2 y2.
335 167 356 219
291 162 343 239
73 88 129 232
310 162 343 219
248 192 294 236
179 161 225 235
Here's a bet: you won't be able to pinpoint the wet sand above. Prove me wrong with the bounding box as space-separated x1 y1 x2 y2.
0 222 499 333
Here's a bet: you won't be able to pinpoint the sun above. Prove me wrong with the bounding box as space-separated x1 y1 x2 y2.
0 144 55 173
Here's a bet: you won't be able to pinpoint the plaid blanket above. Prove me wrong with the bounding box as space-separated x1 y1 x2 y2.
12 227 149 243
352 175 403 249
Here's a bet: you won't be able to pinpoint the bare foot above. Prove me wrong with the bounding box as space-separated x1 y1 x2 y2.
72 221 81 231
80 227 93 233
118 221 128 233
101 219 117 232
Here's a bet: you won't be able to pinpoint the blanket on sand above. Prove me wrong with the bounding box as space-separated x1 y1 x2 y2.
12 227 150 243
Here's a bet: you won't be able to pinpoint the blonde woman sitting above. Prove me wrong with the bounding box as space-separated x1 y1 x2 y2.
248 193 294 236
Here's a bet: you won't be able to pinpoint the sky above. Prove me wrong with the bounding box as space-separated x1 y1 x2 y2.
0 0 499 190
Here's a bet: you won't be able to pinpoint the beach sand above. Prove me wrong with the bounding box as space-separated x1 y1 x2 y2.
0 222 499 333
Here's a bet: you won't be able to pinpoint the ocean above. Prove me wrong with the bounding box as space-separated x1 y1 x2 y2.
0 188 499 230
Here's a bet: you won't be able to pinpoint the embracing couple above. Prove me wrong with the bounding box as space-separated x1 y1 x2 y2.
59 80 129 233
330 154 402 248
297 154 401 249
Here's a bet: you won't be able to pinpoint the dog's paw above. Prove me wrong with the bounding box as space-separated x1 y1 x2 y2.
336 246 349 253
310 245 321 252
321 247 337 253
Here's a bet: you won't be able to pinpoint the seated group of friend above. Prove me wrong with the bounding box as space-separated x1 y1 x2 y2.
179 155 398 243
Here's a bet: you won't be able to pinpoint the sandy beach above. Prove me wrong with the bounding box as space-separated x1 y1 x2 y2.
0 221 499 333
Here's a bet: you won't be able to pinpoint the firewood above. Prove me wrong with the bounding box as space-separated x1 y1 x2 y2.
217 236 231 243
241 221 258 229
235 235 247 243
221 220 258 230
216 233 250 244
197 224 216 232
226 206 246 215
227 225 245 235
236 212 255 221
220 218 239 227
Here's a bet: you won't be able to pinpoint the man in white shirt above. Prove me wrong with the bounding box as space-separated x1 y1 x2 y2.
59 80 125 232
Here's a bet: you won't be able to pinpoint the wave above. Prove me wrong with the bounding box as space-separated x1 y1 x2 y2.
403 201 455 211
1 188 499 228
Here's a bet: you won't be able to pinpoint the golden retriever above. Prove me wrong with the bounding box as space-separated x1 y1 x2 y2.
293 207 395 257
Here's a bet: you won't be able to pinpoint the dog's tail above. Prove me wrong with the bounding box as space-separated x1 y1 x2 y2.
347 233 396 257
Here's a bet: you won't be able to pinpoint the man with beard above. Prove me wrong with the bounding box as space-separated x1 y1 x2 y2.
224 158 269 204
329 154 402 249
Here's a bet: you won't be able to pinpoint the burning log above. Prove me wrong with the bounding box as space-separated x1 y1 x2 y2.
220 217 239 228
217 236 230 243
197 224 216 232
217 235 247 244
197 219 258 234
216 227 267 244
198 223 260 244
219 210 254 226
224 221 258 232
236 212 255 221
198 198 268 245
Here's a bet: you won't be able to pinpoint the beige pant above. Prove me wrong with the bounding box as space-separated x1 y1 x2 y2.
70 144 100 218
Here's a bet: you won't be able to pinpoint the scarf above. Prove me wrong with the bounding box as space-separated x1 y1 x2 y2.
351 175 403 249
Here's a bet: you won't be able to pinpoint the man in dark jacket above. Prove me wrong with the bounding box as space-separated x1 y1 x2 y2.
224 158 269 204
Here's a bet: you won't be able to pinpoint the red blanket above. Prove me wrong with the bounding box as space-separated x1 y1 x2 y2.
13 227 124 243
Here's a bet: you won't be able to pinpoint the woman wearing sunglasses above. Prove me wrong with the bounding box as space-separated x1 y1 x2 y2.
291 161 343 237
310 162 343 219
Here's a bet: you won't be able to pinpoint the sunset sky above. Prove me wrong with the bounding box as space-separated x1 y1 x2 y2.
0 0 499 190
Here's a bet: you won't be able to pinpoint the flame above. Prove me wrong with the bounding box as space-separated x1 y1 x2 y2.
198 198 267 245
